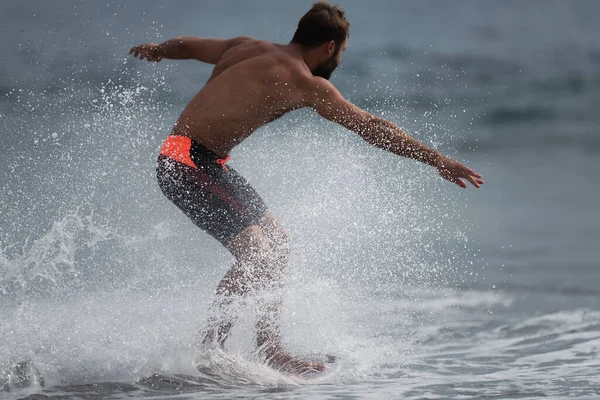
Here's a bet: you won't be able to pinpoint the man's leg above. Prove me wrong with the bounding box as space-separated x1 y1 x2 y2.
203 214 323 373
254 214 289 348
251 214 325 373
203 223 282 346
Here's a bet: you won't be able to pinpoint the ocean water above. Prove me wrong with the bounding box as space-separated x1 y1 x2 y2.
1 1 599 399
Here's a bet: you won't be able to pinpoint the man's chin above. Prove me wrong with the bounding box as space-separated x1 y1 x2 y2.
312 69 334 80
311 59 338 80
314 74 331 80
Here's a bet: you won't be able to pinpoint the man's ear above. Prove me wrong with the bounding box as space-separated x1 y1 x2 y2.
326 40 336 56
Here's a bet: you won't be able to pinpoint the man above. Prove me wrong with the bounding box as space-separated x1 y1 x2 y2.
130 1 483 374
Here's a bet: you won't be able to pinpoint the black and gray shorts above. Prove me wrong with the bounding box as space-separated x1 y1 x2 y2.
156 135 268 247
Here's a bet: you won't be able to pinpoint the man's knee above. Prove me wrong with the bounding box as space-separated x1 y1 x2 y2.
227 225 271 263
258 214 290 260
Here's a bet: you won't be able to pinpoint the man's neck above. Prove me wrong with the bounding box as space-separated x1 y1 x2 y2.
286 43 321 74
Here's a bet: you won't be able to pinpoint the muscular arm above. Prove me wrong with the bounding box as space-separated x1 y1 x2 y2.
129 36 251 64
308 78 439 166
307 78 484 188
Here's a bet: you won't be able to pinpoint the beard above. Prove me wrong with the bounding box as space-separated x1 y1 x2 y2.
312 54 340 80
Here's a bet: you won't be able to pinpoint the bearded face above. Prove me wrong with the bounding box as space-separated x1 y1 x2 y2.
311 48 341 80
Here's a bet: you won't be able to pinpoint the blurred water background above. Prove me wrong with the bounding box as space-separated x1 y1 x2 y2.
1 0 599 398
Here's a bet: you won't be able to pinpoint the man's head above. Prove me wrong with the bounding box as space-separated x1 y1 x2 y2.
291 1 350 80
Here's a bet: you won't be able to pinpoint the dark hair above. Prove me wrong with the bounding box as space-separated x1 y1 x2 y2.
291 1 349 50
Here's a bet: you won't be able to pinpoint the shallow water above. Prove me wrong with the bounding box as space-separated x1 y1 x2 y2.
2 1 600 399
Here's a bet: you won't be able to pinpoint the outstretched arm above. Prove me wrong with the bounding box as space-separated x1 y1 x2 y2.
129 36 251 64
307 78 484 189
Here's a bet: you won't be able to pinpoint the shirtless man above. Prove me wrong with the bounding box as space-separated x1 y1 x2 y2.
130 1 483 374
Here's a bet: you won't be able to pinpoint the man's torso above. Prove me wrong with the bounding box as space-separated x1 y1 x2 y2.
173 39 311 156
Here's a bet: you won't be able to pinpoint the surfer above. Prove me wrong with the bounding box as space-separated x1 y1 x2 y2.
130 1 483 374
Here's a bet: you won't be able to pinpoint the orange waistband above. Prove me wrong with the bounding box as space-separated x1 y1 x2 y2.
160 135 231 170
160 135 197 168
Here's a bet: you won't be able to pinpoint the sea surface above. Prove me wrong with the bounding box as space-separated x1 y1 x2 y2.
1 1 599 399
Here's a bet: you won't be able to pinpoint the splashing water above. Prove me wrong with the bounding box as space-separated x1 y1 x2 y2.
1 6 484 397
0 61 474 396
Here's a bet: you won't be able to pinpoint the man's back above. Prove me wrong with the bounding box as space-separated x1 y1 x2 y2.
174 38 309 156
130 29 481 189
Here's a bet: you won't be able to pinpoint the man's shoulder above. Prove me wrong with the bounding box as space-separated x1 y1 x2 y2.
248 49 307 76
297 74 336 95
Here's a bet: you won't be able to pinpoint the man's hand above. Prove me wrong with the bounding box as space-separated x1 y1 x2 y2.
436 156 484 189
129 43 164 62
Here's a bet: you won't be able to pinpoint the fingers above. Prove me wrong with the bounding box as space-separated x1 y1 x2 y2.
461 165 484 188
452 159 481 179
440 160 484 189
467 168 482 179
444 171 482 189
129 47 142 59
129 48 162 62
129 45 149 60
446 174 467 189
465 174 481 188
468 175 485 188
459 175 484 189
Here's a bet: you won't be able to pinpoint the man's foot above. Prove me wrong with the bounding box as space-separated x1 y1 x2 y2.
200 321 233 349
261 342 326 375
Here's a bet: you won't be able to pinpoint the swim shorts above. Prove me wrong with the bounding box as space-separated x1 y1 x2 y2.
156 135 268 247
